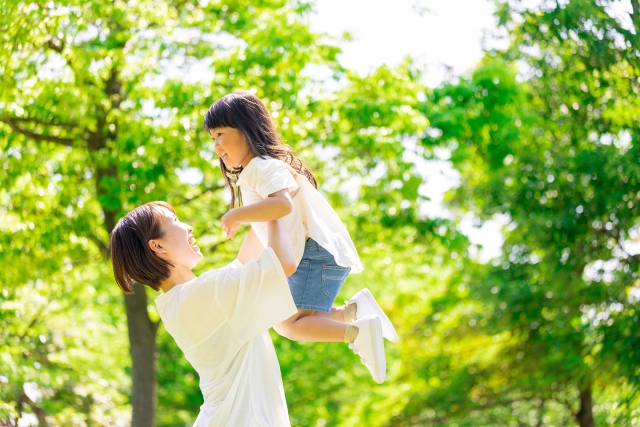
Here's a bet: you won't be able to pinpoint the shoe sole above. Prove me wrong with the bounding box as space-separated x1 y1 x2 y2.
371 316 386 384
360 289 399 342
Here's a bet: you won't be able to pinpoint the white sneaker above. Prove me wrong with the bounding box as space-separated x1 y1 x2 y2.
348 288 399 342
349 316 386 383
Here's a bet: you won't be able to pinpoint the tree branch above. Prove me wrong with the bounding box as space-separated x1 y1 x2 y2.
0 118 77 147
5 116 78 128
172 184 225 205
19 300 50 340
87 233 108 259
15 392 24 427
631 0 640 35
22 392 49 427
151 319 161 335
45 37 64 54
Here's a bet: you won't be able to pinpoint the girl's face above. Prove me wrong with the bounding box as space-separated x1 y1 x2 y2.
209 127 253 169
151 207 203 270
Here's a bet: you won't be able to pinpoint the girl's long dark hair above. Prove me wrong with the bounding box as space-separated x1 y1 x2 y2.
203 91 317 208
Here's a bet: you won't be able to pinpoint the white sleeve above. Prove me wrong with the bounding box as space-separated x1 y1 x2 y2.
220 258 244 270
247 158 299 199
216 248 298 342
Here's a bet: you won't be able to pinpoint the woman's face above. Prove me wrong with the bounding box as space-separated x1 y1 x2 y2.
153 207 203 269
209 127 253 169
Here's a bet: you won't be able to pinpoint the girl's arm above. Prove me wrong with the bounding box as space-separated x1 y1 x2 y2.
237 228 265 265
222 189 293 239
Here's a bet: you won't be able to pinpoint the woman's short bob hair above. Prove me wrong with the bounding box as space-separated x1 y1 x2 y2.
109 201 176 294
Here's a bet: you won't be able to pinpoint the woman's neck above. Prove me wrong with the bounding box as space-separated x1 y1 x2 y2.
160 268 197 293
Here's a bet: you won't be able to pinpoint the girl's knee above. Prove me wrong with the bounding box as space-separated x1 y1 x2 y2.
274 320 303 341
274 310 315 341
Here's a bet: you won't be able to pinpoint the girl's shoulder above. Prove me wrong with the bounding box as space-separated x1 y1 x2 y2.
238 156 294 191
244 156 288 175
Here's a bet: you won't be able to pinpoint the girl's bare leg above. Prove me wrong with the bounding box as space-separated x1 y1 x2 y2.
312 306 345 322
274 309 346 342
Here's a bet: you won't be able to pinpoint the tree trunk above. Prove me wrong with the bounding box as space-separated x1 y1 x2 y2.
575 384 595 427
124 283 159 427
101 163 158 427
93 60 160 426
87 57 159 427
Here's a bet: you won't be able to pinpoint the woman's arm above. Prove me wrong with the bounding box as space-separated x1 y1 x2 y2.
266 218 297 277
222 189 293 239
237 228 265 265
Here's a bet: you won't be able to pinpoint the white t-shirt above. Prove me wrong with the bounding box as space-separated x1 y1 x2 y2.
237 156 363 274
154 248 298 427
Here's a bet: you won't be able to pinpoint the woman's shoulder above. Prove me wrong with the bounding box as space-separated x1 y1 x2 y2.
197 268 227 281
178 267 239 300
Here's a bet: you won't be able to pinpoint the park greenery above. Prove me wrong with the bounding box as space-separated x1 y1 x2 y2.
1 0 639 426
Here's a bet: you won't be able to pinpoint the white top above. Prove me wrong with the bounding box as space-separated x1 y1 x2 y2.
237 156 363 274
154 249 298 427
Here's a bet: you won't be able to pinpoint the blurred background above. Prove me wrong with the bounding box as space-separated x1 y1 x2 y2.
1 0 639 426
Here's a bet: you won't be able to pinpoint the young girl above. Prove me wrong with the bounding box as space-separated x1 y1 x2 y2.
203 92 398 384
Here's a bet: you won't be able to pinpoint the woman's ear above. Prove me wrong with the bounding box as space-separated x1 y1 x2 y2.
148 239 167 255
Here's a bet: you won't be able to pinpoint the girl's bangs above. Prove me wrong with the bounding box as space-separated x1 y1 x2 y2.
203 98 238 130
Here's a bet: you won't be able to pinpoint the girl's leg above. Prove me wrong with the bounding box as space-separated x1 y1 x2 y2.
313 303 357 323
312 306 344 322
274 309 347 342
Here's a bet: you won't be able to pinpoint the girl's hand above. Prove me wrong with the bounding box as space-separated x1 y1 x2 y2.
222 209 241 240
285 165 300 198
285 164 298 178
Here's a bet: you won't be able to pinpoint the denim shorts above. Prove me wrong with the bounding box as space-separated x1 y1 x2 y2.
287 238 351 313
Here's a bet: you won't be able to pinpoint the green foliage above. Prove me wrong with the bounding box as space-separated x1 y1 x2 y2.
403 1 640 425
0 264 130 425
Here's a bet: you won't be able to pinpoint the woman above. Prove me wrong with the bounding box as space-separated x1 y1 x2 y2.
109 201 299 426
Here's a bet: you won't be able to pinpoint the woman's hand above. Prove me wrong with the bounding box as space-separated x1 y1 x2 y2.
222 209 241 240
